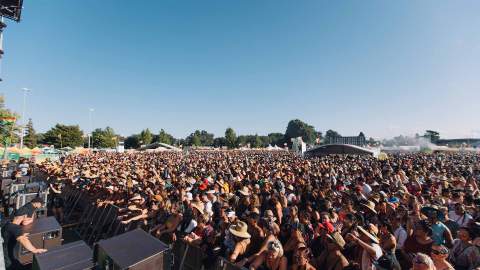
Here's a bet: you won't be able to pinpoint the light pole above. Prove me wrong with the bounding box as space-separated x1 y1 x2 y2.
19 87 30 149
88 108 94 149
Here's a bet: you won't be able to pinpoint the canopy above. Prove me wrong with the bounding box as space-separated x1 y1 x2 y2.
304 144 375 157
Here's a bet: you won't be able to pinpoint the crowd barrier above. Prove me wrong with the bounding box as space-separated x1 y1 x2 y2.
59 184 248 270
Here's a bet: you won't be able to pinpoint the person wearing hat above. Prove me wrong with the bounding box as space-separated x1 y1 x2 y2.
228 221 251 263
347 225 383 270
425 206 453 247
315 232 349 270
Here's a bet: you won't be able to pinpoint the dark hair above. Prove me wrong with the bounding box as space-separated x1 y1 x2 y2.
31 197 44 204
417 220 432 236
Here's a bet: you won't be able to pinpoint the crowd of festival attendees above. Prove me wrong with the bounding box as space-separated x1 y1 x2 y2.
38 150 480 270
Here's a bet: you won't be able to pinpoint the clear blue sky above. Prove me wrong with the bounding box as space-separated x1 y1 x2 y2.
1 0 479 139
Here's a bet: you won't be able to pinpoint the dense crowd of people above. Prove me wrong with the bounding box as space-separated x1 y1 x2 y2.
39 150 480 270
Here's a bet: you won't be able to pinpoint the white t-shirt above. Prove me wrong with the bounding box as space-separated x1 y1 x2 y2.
361 243 383 270
394 226 407 250
362 184 372 196
184 219 197 234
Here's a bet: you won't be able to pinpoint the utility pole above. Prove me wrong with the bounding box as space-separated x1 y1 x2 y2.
88 108 94 148
19 87 30 148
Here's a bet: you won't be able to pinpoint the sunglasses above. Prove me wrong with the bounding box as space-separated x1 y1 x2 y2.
431 249 448 255
413 258 428 265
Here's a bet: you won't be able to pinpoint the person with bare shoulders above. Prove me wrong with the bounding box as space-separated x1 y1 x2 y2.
248 240 288 270
315 232 349 270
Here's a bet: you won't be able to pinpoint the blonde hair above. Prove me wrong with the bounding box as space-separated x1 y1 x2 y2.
267 240 284 257
413 253 436 270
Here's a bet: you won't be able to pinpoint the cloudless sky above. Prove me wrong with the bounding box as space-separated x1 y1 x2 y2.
1 0 479 139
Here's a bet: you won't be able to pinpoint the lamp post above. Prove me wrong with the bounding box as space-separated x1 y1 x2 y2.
19 87 30 149
87 108 94 149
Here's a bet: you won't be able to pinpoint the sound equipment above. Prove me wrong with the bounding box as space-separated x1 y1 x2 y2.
1 177 12 192
17 217 62 265
8 182 24 204
0 0 23 22
95 228 171 270
32 241 94 270
15 190 48 210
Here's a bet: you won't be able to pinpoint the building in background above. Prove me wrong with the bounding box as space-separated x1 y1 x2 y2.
328 132 366 146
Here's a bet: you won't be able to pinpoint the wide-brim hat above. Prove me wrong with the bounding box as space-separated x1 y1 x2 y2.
421 205 444 220
357 226 379 244
129 194 142 201
229 221 251 239
238 186 250 196
361 201 377 214
191 202 204 215
327 232 346 249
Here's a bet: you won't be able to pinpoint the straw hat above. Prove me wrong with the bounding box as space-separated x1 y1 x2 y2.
191 202 204 215
129 194 142 201
361 200 377 214
238 186 250 196
229 221 251 239
327 232 346 249
357 226 379 244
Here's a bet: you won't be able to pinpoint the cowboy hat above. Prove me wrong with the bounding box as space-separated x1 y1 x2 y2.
191 202 204 215
229 221 251 239
327 232 346 249
129 194 142 201
238 186 250 196
361 200 377 214
357 226 379 244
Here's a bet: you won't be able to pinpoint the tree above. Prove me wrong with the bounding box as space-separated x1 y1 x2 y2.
267 133 284 146
213 137 227 148
36 133 45 145
157 129 174 145
24 118 37 148
324 129 341 144
424 130 440 143
43 124 84 148
125 134 140 149
0 96 20 147
92 127 117 148
186 130 214 146
225 128 237 149
252 134 263 148
139 128 153 145
284 119 317 145
236 135 248 147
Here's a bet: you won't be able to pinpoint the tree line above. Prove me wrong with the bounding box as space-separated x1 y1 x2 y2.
0 96 445 150
23 119 355 149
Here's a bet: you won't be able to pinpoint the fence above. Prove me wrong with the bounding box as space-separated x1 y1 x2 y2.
60 185 247 270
